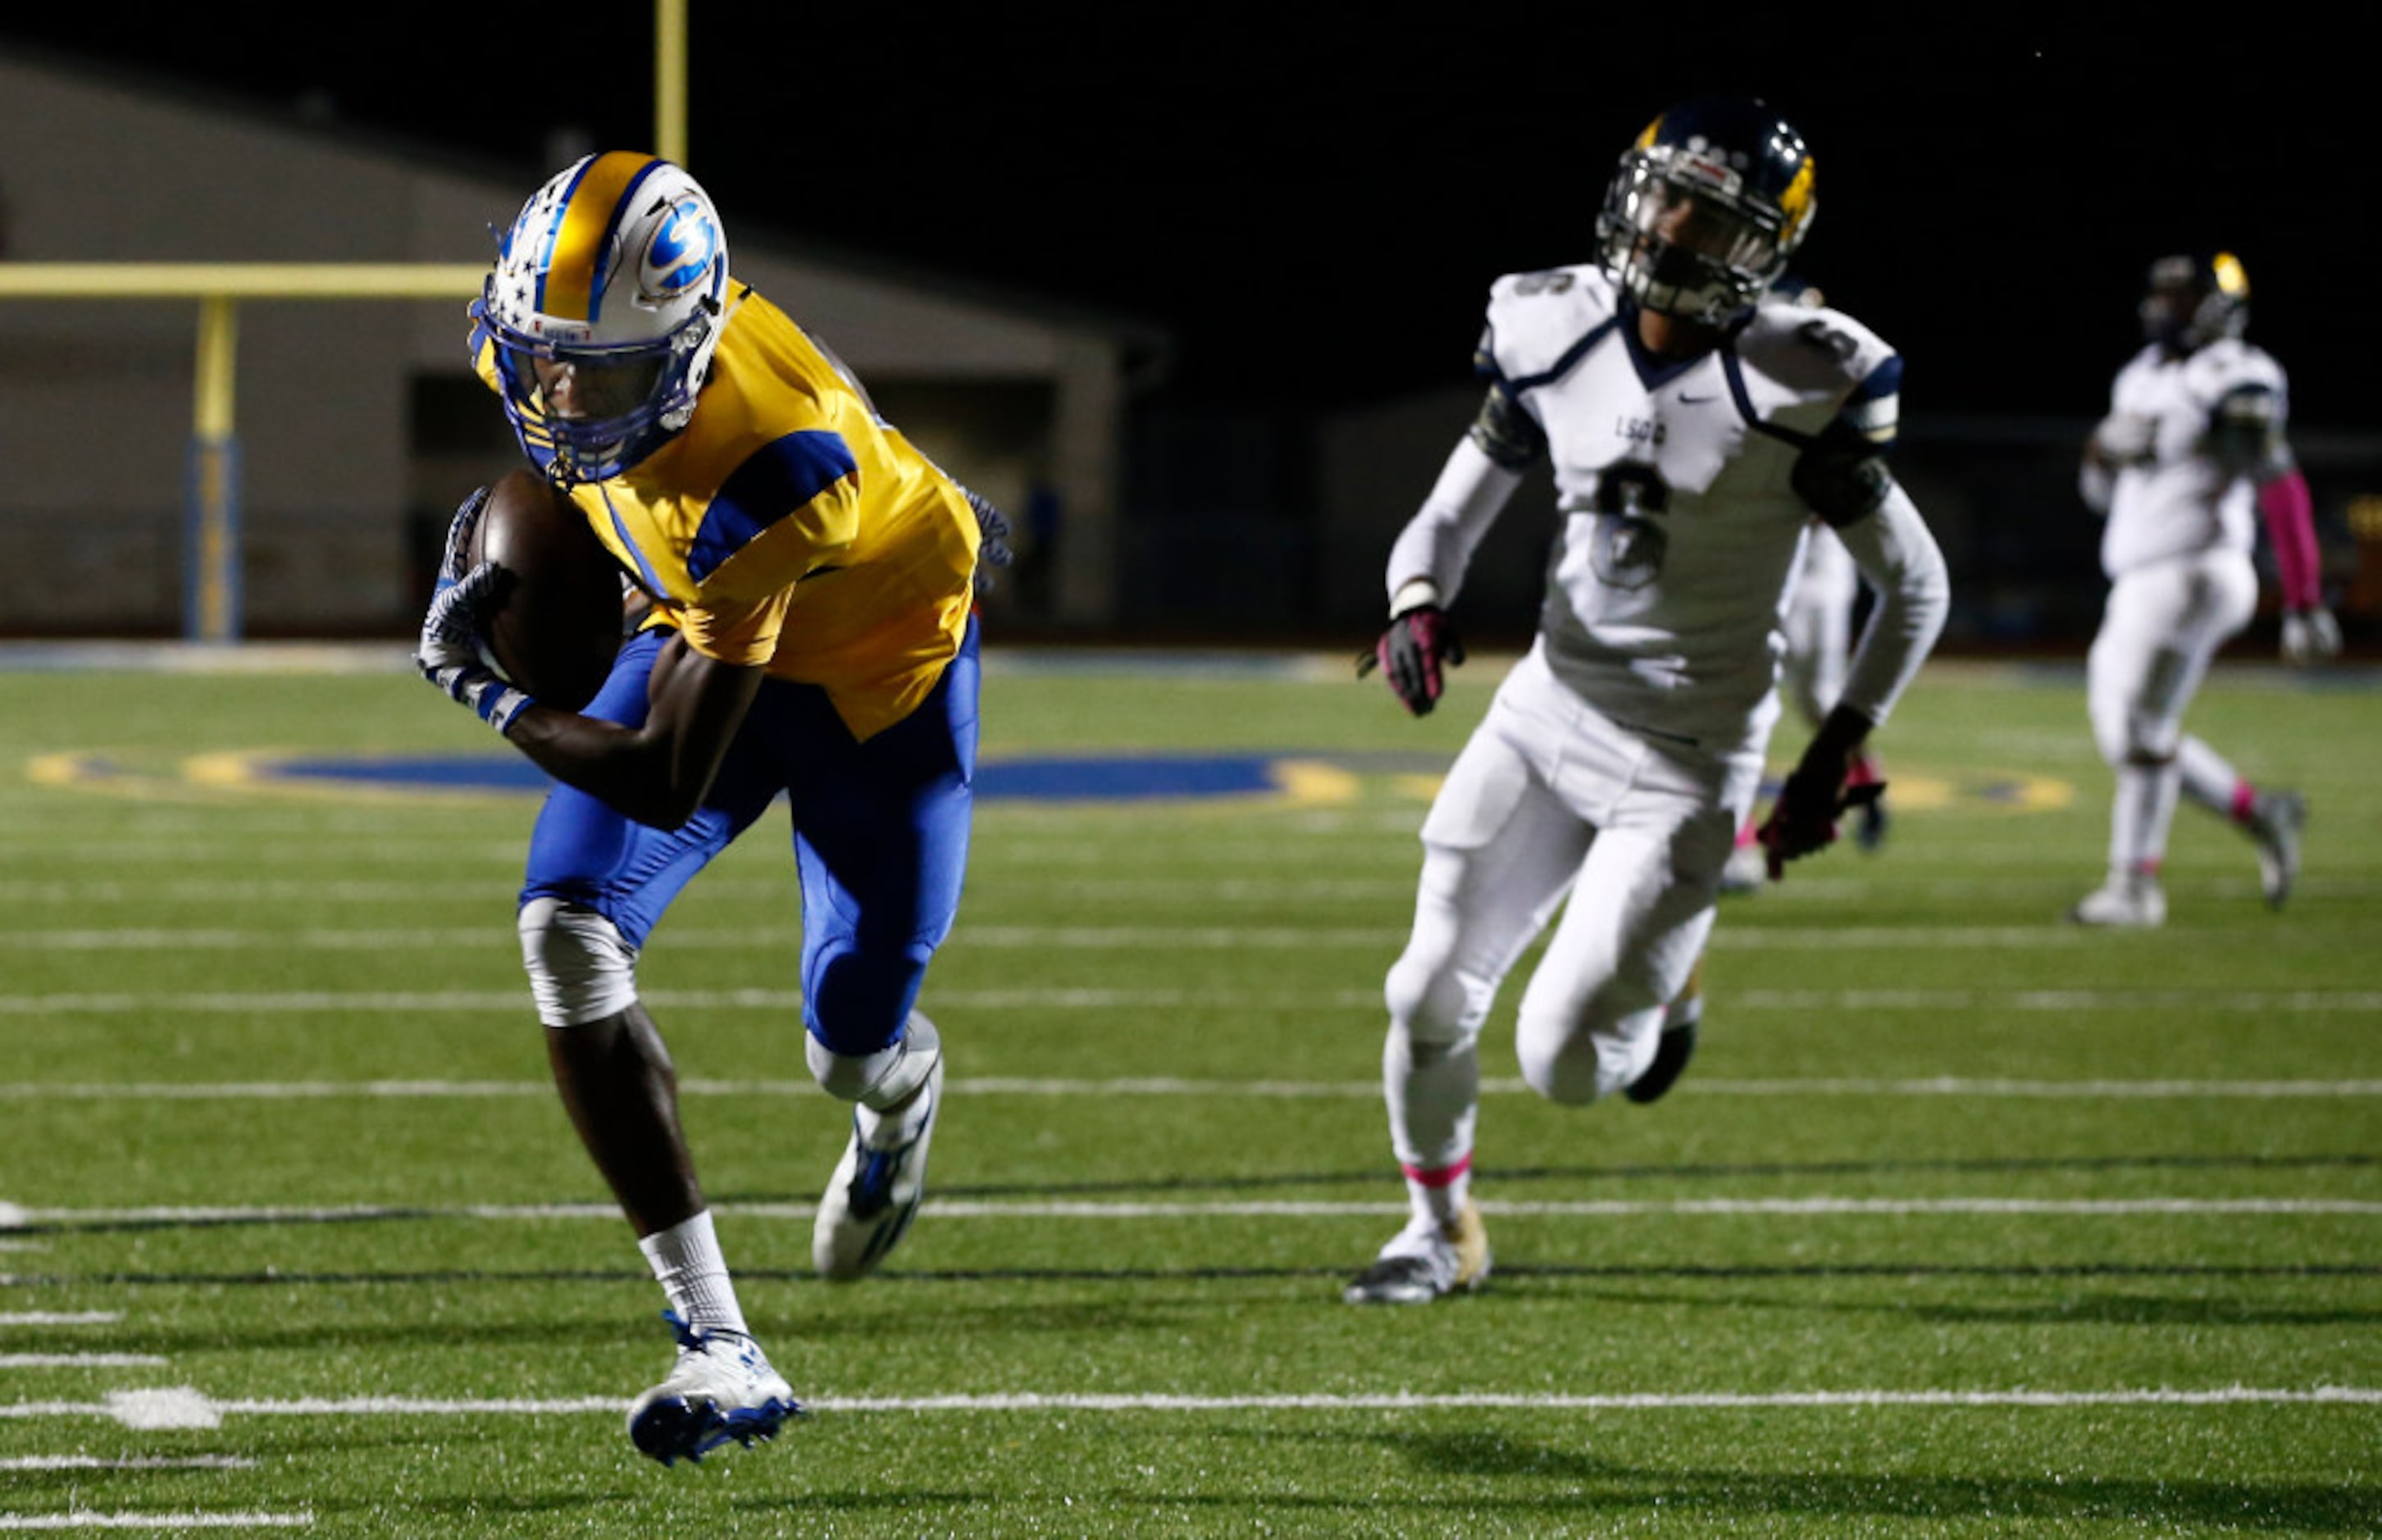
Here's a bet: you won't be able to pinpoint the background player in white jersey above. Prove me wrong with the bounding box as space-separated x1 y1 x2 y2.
2069 251 2337 927
1348 98 1951 1303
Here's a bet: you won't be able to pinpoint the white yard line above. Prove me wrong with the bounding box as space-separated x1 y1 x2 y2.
3 1075 2380 1103
0 1515 309 1531
0 1355 168 1369
9 1196 2378 1228
1 1386 2373 1432
0 1458 254 1471
0 1314 121 1326
0 922 2348 953
5 985 2382 1018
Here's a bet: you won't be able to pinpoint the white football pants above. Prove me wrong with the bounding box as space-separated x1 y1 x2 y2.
2086 548 2257 872
1382 646 1757 1173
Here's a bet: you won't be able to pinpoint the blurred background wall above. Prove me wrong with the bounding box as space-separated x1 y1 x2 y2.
2 46 2373 655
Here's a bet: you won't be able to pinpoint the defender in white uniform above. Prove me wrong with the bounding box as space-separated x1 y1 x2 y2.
1347 98 1951 1304
2070 251 2336 927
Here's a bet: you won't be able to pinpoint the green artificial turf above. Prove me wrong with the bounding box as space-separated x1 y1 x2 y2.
2 649 2375 1536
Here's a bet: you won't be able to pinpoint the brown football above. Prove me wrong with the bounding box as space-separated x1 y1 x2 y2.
466 470 625 713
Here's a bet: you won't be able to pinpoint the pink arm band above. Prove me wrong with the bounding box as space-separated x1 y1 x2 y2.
2259 468 2322 610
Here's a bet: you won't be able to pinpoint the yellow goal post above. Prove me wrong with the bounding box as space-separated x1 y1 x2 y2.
0 263 489 641
0 0 689 642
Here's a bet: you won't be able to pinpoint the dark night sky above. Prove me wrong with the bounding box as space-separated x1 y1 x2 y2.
2 5 2368 427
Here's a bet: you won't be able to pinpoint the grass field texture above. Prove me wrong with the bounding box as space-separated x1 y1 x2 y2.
2 647 2377 1536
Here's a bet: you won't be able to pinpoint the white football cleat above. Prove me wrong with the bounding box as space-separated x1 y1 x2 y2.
813 1058 944 1281
2247 791 2306 910
1343 1201 1492 1305
2067 872 2166 928
626 1312 800 1466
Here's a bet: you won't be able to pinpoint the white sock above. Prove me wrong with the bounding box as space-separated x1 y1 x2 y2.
637 1210 749 1338
1385 1024 1478 1228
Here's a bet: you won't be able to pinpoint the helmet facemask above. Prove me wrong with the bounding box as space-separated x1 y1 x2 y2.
480 297 717 485
1600 148 1797 326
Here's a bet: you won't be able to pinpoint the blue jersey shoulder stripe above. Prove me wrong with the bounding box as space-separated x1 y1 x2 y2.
1723 349 1815 450
1850 353 1904 404
1508 315 1622 395
688 431 859 584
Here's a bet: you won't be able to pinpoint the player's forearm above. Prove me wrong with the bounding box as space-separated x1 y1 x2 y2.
502 708 726 829
1832 484 1951 725
1384 438 1523 609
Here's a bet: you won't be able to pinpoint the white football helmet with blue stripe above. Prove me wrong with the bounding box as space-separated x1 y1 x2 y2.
474 153 730 484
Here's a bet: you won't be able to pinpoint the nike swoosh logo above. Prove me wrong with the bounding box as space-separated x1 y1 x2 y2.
1678 393 1719 404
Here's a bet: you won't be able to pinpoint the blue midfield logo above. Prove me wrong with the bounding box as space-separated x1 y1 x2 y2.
645 198 717 295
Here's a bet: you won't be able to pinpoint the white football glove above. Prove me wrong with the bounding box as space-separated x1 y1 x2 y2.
435 485 491 596
2090 412 2155 466
2281 606 2343 667
414 562 534 732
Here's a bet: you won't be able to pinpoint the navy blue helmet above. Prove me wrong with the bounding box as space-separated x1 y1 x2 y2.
1596 96 1817 326
2141 251 2250 352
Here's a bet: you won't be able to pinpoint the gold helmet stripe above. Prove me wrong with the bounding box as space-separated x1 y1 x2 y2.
541 152 663 325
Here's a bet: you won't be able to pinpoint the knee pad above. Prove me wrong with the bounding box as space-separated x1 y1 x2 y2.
1385 950 1490 1052
807 1011 941 1109
518 898 640 1027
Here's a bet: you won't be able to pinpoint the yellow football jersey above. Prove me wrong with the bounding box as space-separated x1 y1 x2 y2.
477 282 981 741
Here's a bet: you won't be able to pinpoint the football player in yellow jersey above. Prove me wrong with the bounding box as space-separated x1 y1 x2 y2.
413 153 1007 1466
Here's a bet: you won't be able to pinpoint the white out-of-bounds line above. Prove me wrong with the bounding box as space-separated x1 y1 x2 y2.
0 1314 121 1327
11 1196 2380 1228
0 1514 310 1531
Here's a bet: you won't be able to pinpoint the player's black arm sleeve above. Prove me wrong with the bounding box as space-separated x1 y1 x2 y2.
2205 384 2288 481
503 636 764 828
1790 418 1895 529
1468 384 1548 472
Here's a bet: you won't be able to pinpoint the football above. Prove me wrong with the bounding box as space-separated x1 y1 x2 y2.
466 470 626 712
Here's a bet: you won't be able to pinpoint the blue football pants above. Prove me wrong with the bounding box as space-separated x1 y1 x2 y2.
520 617 980 1059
